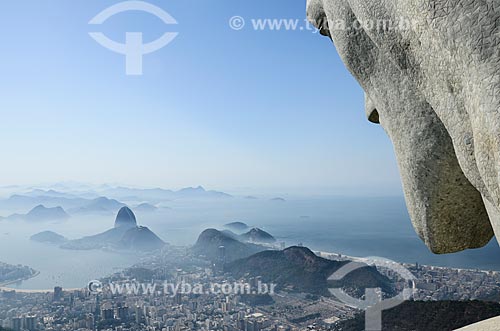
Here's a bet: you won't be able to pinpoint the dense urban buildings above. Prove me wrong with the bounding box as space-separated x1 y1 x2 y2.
1 246 499 331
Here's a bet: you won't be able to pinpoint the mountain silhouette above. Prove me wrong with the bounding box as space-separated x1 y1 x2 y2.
61 207 164 252
227 246 394 297
7 205 69 222
193 229 266 262
240 228 276 244
114 206 137 228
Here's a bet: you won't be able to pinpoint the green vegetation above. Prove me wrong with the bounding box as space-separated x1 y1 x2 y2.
227 246 394 297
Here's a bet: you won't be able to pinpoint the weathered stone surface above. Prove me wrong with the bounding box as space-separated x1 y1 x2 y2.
307 0 499 253
455 316 500 331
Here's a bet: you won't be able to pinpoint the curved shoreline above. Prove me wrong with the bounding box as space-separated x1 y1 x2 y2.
0 270 82 293
0 285 82 293
0 270 42 290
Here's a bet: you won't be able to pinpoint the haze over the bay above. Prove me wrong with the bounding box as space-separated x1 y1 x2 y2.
0 0 403 198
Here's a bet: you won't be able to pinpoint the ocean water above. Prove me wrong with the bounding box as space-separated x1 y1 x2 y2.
145 196 500 271
0 218 141 290
1 196 499 290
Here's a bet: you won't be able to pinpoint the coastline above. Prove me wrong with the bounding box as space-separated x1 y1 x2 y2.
0 270 45 292
0 271 82 293
0 270 87 293
0 286 83 293
315 250 500 275
2 246 498 294
0 270 40 287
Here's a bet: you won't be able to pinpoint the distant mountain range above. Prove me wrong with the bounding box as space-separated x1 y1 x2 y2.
134 203 159 213
67 197 125 215
23 189 81 199
97 185 232 202
0 186 233 217
0 195 124 216
0 194 88 212
227 246 394 297
30 231 68 244
4 205 69 222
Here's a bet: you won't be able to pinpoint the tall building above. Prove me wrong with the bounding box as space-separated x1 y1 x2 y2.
101 308 114 321
11 317 22 331
238 319 245 331
215 245 226 273
24 315 36 331
85 314 94 330
135 305 143 324
94 294 101 320
117 306 130 321
53 286 63 302
218 245 226 263
174 292 182 305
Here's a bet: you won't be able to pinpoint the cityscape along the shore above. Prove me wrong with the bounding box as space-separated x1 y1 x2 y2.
1 241 499 331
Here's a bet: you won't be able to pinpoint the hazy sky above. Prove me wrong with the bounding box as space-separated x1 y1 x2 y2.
0 0 402 196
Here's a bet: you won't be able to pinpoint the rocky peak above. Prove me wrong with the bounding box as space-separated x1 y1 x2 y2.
114 207 137 229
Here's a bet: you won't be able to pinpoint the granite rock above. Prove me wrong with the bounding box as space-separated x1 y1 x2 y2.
307 0 499 253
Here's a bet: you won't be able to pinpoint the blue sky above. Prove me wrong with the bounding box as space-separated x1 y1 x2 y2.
0 0 401 196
